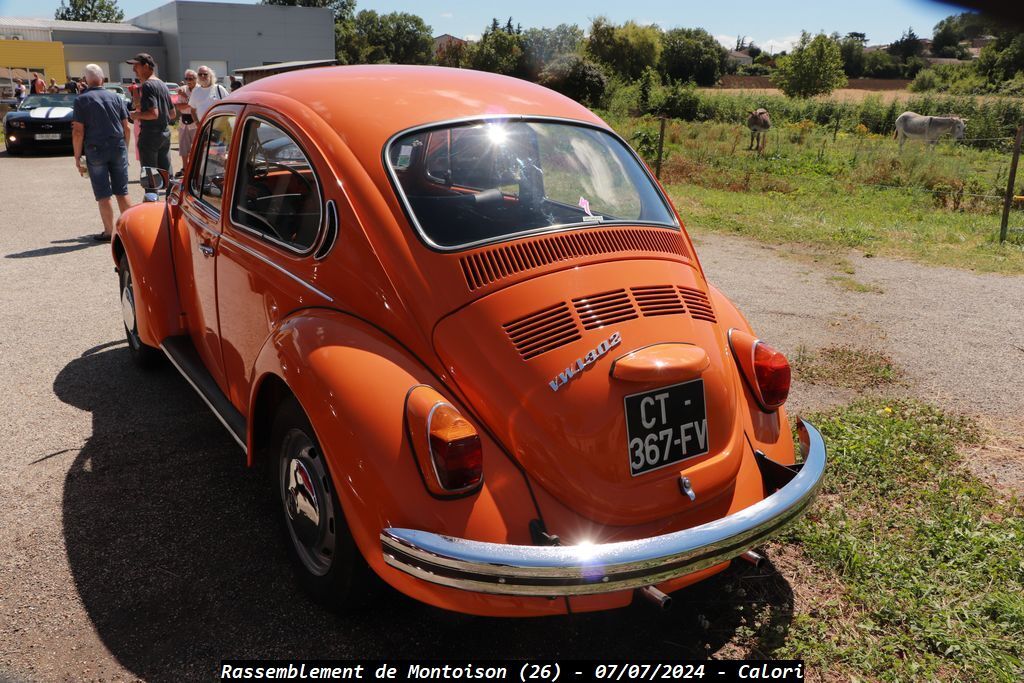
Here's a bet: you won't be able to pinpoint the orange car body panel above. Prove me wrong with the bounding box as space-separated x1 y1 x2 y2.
112 66 800 617
112 201 185 346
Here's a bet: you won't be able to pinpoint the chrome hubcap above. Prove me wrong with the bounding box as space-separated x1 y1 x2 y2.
281 434 335 577
286 458 320 547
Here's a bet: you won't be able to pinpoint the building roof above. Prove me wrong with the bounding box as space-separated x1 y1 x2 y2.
233 59 339 74
0 16 158 34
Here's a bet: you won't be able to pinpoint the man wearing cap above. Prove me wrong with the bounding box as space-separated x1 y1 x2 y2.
126 53 176 175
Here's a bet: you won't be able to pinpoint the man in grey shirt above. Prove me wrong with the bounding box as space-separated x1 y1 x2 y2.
127 53 176 174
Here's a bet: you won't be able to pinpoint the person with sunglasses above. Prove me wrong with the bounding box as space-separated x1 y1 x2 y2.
187 66 229 123
176 69 198 173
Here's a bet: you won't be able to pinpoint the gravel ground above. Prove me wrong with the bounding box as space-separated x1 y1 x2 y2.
1 149 1022 681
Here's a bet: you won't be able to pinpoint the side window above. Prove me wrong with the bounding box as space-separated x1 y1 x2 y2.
230 119 322 251
188 115 236 212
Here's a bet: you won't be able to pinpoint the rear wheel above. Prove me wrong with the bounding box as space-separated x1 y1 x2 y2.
118 254 162 368
272 397 374 610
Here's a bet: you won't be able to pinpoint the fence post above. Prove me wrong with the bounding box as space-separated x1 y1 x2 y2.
655 117 667 180
833 117 840 143
1000 124 1023 244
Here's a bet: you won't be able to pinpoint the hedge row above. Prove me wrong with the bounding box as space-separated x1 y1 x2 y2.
608 84 1024 143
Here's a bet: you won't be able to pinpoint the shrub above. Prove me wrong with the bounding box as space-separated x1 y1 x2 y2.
771 32 847 98
538 54 608 106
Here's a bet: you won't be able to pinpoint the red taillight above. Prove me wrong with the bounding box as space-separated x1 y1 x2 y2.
428 403 483 491
752 341 791 409
406 385 484 496
728 329 791 412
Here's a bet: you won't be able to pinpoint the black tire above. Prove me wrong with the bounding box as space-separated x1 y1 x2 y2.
118 254 162 369
272 397 374 610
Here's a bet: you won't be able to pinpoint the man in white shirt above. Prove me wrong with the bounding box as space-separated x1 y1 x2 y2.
188 66 229 122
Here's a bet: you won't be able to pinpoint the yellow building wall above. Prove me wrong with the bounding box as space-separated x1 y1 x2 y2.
0 40 68 83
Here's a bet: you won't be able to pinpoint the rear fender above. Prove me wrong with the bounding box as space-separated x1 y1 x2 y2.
112 203 184 346
248 310 556 615
707 285 795 464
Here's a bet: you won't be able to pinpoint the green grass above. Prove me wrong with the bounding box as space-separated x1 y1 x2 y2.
774 400 1024 680
607 119 1024 273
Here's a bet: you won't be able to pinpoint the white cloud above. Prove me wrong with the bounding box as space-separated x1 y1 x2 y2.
464 33 480 42
440 12 453 19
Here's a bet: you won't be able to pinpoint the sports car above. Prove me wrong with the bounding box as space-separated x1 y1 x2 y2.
3 92 77 154
110 66 826 616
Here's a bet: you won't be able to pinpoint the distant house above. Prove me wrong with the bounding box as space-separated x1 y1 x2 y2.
971 35 996 48
433 34 467 58
727 50 753 67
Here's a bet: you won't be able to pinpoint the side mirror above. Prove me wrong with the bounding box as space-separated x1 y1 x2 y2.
140 166 170 202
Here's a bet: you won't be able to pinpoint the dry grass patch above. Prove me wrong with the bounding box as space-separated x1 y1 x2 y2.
827 275 884 294
792 346 902 391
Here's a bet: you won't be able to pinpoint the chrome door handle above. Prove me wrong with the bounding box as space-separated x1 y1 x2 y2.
199 244 215 257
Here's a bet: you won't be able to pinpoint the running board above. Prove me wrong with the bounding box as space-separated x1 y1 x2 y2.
161 335 247 450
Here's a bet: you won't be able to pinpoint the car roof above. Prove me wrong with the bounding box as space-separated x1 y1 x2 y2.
235 65 606 171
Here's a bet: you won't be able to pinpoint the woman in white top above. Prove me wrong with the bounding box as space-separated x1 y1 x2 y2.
188 66 229 122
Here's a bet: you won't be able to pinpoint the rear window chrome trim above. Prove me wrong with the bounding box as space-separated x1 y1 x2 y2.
382 114 681 254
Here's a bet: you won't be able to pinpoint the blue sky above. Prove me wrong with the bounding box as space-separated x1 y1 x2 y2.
0 0 971 51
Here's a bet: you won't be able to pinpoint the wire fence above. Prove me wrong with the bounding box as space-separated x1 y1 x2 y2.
645 118 1024 242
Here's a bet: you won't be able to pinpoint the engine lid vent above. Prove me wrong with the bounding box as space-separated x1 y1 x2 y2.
631 285 685 317
573 289 638 330
503 303 581 360
461 227 690 291
678 286 716 322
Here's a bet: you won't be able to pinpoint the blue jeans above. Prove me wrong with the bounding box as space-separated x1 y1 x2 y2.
85 138 129 201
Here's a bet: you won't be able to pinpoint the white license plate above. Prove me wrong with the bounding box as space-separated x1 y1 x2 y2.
35 133 61 140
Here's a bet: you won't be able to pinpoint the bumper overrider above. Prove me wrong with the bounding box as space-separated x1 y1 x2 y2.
381 420 826 597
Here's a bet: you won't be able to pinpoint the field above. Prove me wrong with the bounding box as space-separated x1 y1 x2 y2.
603 111 1024 679
605 115 1024 274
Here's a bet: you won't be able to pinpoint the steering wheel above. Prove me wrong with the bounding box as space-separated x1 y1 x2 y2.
250 161 312 191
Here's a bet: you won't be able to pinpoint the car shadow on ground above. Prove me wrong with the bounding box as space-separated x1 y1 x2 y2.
6 236 110 259
54 342 795 681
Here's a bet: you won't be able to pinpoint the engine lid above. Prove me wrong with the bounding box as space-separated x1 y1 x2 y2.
432 260 747 526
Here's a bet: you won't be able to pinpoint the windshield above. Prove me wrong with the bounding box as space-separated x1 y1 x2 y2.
19 94 76 110
387 120 677 249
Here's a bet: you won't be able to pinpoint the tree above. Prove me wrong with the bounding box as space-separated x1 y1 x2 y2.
771 31 847 97
436 39 469 68
465 18 527 77
931 21 963 58
863 50 900 78
522 24 583 80
54 0 124 22
342 10 434 64
839 34 866 78
538 54 607 106
584 17 662 81
261 0 354 22
888 27 923 62
659 28 727 86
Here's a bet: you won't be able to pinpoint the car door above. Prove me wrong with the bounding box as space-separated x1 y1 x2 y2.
215 111 333 412
177 109 241 393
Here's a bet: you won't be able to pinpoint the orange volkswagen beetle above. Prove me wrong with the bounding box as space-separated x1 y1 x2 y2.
112 66 826 617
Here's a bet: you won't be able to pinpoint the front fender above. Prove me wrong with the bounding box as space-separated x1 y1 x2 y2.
112 203 184 346
248 310 560 616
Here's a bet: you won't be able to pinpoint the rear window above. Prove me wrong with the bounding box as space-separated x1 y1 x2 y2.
387 120 677 249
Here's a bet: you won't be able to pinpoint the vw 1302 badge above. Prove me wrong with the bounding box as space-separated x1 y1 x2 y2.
548 332 621 392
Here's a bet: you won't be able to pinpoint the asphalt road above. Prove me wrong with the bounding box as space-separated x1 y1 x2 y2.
2 145 1022 682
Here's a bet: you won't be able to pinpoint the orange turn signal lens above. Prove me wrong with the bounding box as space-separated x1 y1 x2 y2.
405 385 483 496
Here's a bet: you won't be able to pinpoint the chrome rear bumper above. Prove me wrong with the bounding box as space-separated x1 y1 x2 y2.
381 420 826 597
